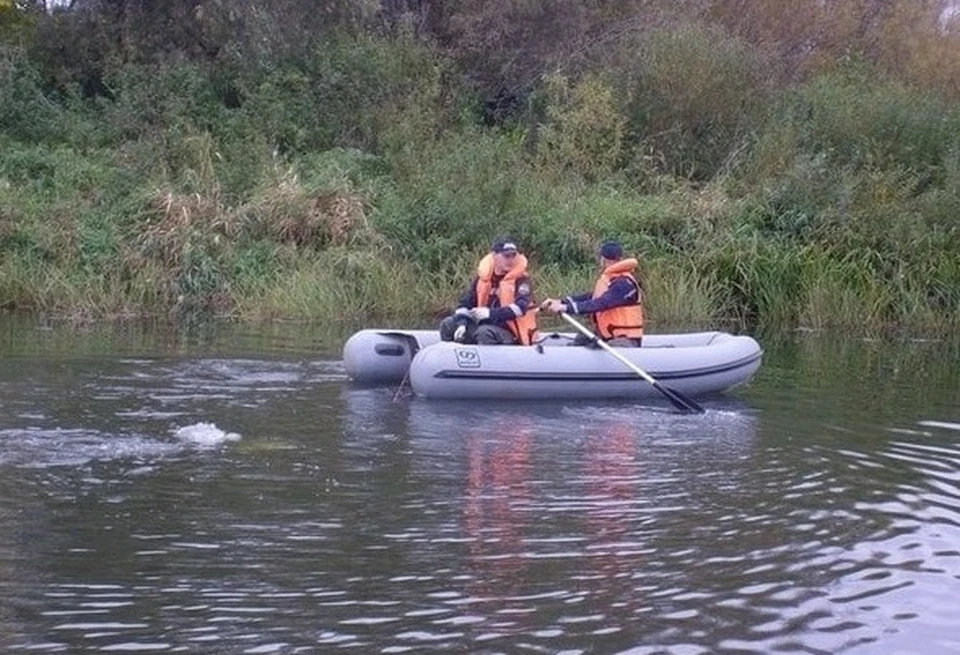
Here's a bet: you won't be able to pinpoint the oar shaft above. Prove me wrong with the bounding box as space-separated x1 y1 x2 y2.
559 312 704 413
559 313 656 385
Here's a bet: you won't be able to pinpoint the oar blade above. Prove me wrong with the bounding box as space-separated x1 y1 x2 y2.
653 381 706 414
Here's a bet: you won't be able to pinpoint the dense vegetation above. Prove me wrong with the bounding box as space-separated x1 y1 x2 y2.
2 0 960 333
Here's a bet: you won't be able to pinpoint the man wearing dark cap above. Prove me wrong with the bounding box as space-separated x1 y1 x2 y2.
439 238 539 346
541 240 644 347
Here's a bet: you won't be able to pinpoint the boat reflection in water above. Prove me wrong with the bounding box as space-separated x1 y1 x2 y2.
341 387 760 645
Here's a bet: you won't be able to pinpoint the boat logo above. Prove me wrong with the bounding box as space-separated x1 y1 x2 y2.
454 348 481 368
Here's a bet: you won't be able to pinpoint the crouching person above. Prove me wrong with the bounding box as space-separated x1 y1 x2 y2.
439 238 539 346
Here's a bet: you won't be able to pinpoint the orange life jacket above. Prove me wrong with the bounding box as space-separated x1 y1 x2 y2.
591 258 644 340
475 253 539 345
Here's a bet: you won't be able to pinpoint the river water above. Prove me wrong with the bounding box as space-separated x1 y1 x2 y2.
1 317 958 654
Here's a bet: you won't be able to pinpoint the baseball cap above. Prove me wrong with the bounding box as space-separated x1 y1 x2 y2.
599 240 624 260
491 238 519 254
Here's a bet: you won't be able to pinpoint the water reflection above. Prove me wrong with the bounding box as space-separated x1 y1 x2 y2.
462 418 534 636
393 397 762 649
579 422 644 622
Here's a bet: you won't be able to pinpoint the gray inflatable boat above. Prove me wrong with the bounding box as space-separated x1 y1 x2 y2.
344 329 762 400
342 329 441 385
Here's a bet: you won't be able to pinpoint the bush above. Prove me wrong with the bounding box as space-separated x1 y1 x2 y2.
616 23 769 180
373 129 527 270
783 71 955 178
536 72 626 182
239 31 455 155
0 45 68 143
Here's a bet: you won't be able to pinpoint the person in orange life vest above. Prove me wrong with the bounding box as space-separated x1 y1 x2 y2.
439 238 539 346
540 240 644 348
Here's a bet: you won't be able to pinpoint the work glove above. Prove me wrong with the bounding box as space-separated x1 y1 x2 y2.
453 324 468 342
469 307 491 322
454 307 471 318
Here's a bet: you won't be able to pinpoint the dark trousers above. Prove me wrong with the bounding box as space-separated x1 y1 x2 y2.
570 333 642 348
439 315 519 345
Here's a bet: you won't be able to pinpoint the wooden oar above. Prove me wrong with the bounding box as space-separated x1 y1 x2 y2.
559 312 705 414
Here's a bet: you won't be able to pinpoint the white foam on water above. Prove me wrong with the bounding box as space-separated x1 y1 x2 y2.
0 427 179 468
918 420 960 432
173 422 241 447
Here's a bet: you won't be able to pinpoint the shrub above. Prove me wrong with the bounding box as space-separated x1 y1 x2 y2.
536 72 626 182
101 61 229 144
0 46 67 143
617 23 769 180
784 71 955 178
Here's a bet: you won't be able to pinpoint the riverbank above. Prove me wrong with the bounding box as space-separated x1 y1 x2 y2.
2 132 955 336
3 11 959 336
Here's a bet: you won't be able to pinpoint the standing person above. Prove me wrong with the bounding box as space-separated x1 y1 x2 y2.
540 240 643 347
439 238 539 346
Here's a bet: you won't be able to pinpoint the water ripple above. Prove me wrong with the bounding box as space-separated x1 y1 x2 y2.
3 334 960 653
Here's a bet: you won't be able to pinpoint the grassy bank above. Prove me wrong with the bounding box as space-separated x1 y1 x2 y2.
2 11 960 335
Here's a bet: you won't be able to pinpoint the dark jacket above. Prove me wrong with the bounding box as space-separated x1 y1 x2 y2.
562 276 640 315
